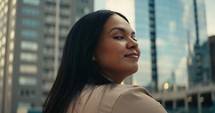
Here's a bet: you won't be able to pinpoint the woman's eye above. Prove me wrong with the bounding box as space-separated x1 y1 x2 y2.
113 36 124 40
132 38 138 41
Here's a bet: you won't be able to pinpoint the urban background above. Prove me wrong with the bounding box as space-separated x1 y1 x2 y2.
0 0 214 113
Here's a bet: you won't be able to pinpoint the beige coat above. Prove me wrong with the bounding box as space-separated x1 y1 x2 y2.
67 84 167 113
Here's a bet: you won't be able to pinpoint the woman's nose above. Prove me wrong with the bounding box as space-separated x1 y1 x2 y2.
127 38 138 49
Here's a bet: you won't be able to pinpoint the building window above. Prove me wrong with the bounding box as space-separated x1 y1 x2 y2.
21 41 38 51
22 19 39 28
10 30 15 40
20 90 36 99
11 20 15 28
20 64 37 74
81 0 88 3
12 0 17 5
0 57 4 66
20 52 37 62
21 30 38 39
2 36 6 45
12 8 16 17
19 77 37 86
77 7 84 14
4 5 8 14
17 102 31 109
9 53 13 62
8 64 13 74
23 0 40 5
22 7 40 16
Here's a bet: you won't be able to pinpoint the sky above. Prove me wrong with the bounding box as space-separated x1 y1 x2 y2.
205 0 215 36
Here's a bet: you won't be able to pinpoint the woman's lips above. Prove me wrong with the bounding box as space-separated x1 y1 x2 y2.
124 52 139 59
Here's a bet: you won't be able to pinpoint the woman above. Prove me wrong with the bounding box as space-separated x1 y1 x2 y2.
43 10 167 113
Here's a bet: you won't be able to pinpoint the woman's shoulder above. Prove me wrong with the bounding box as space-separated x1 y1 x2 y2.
106 84 167 113
88 84 153 104
94 84 152 97
67 84 167 113
92 84 167 113
89 84 165 113
115 84 151 95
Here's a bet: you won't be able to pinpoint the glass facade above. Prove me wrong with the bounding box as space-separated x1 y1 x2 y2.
155 0 188 88
133 0 151 87
186 0 210 87
133 0 210 91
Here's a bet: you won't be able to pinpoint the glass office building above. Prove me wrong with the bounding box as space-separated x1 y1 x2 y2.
98 0 210 91
134 0 210 91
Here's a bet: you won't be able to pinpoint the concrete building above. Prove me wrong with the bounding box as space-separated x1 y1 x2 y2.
152 84 215 113
41 0 93 104
0 1 43 113
0 0 94 113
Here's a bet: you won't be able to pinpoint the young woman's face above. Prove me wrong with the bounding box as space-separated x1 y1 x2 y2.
94 14 140 83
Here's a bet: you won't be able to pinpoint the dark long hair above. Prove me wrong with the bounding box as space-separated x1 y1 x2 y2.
42 10 129 113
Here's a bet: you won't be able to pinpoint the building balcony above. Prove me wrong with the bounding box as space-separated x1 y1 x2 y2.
60 19 71 26
45 17 56 24
45 29 55 35
43 49 54 56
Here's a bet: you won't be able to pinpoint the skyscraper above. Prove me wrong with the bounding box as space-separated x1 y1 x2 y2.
95 0 210 92
1 1 43 113
0 0 94 113
135 0 210 91
187 0 211 87
41 0 93 105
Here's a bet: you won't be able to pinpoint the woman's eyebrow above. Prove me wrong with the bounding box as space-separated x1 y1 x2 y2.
108 27 135 35
108 27 125 33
